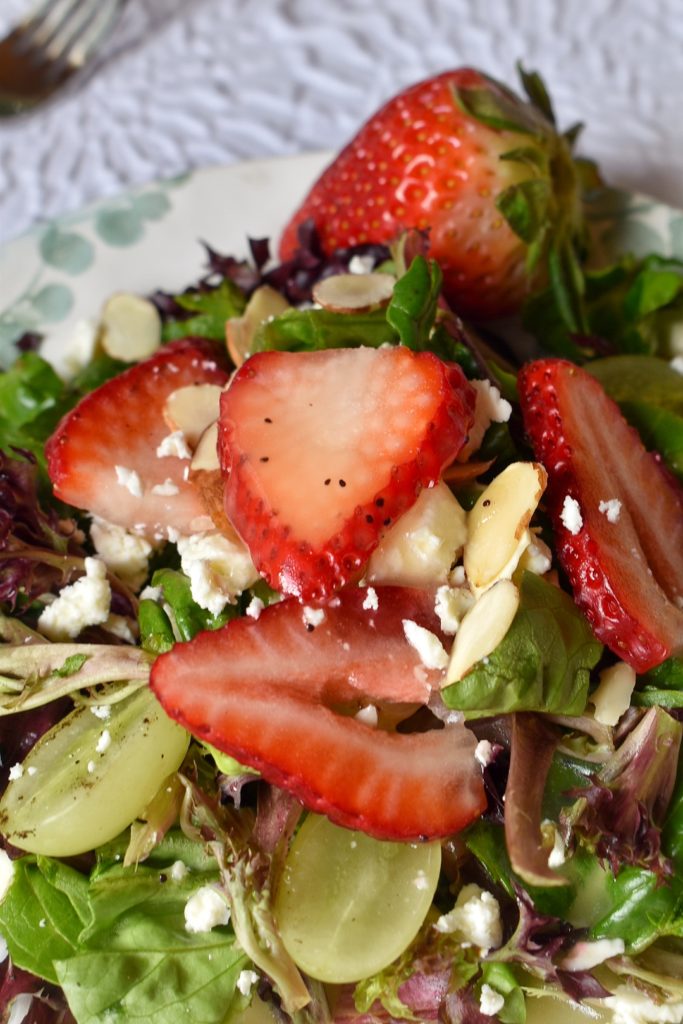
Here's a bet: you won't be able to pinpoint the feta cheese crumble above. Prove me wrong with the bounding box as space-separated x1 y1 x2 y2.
560 495 583 535
115 465 143 498
302 606 326 629
245 596 265 620
236 969 260 997
151 478 180 496
402 619 449 670
170 860 189 882
176 531 259 617
96 729 112 754
354 705 379 728
458 379 512 459
434 584 474 635
362 587 379 611
603 985 683 1024
37 558 111 641
474 739 494 768
90 705 112 721
156 430 192 459
348 254 376 275
184 886 231 933
434 883 503 952
90 516 152 590
8 764 23 781
479 984 505 1017
599 498 622 523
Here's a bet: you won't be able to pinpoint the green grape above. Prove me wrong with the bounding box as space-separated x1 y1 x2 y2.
524 995 609 1023
0 688 189 856
274 813 441 983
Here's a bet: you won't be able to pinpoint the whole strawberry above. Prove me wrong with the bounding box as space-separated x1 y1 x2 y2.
280 67 583 320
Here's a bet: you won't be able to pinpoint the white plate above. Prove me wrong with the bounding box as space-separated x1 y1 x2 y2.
1 152 683 375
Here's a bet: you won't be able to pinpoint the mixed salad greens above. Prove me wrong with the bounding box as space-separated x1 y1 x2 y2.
1 66 683 1024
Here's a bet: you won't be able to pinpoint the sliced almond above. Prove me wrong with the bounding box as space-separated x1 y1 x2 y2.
100 293 162 362
226 285 291 367
311 272 395 313
444 579 520 685
190 422 220 472
590 662 636 726
164 384 223 449
464 462 547 594
190 467 233 536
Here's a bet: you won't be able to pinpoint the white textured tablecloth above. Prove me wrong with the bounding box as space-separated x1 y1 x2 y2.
1 0 682 245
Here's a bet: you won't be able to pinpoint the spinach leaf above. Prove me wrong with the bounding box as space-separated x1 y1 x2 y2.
441 572 602 717
386 255 442 349
150 568 237 642
590 867 683 953
162 280 246 341
0 856 90 983
253 305 396 352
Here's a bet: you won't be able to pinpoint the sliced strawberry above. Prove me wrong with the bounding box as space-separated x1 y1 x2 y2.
218 346 475 601
519 358 683 672
46 339 230 538
151 585 485 839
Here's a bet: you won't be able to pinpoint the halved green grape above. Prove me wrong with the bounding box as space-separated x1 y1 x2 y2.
0 687 189 856
274 813 441 983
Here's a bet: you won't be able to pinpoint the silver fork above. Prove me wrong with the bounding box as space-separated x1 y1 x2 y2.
0 0 128 117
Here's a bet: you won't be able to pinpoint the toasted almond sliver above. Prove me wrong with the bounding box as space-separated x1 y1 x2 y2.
312 272 396 313
190 421 220 472
100 293 162 362
444 579 520 685
226 285 291 367
590 662 636 726
464 462 547 593
164 384 223 449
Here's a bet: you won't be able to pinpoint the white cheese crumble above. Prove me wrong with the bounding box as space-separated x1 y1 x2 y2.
459 379 513 459
96 729 112 754
87 761 96 774
518 534 552 576
479 984 505 1017
151 478 180 496
140 585 163 602
27 767 37 777
0 849 15 901
236 969 260 997
434 883 503 952
599 498 622 523
434 584 474 635
348 254 376 275
90 516 152 591
115 465 143 498
8 764 23 781
104 614 136 644
547 826 567 869
38 557 111 641
156 430 192 459
170 860 189 882
354 705 378 728
302 606 326 629
560 495 583 535
670 355 683 375
362 587 379 611
90 705 111 720
402 619 449 670
176 531 259 617
474 739 494 768
184 885 231 933
603 985 683 1024
560 937 624 972
245 596 265 620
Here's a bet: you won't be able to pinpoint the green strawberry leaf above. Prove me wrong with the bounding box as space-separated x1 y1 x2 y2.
499 146 549 174
496 179 551 245
516 63 556 126
450 82 538 136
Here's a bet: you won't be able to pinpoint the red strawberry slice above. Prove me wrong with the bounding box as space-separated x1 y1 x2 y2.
151 585 486 839
279 68 581 320
518 358 683 672
218 346 475 601
46 339 230 538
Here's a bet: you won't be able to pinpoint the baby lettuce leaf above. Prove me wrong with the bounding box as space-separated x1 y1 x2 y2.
149 568 237 642
442 572 602 717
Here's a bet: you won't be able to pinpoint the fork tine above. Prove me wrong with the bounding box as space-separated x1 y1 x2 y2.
13 0 79 51
64 0 125 69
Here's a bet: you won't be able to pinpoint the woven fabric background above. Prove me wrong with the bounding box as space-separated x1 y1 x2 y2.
1 0 682 244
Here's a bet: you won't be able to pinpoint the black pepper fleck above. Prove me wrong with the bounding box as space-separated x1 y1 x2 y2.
339 479 346 487
483 499 491 507
260 456 269 463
